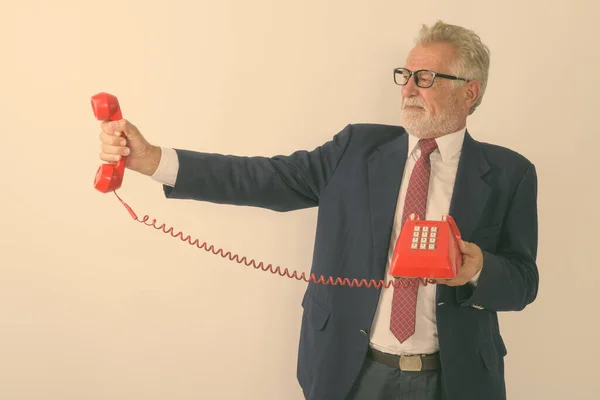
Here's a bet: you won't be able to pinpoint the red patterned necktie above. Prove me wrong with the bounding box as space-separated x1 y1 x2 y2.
390 138 438 343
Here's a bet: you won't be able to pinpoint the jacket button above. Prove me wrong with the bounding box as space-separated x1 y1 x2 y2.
359 329 368 336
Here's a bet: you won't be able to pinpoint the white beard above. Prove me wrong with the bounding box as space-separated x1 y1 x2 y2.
400 94 464 138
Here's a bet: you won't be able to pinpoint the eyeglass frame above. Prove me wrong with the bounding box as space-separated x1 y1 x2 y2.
393 67 470 88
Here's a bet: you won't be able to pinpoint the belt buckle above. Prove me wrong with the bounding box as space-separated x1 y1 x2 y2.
399 355 422 371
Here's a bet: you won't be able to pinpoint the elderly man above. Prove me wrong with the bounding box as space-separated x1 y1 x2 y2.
97 20 538 400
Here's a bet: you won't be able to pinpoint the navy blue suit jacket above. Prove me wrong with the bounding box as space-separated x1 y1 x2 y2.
163 123 539 400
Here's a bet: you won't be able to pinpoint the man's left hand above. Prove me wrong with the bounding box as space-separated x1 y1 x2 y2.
433 240 484 286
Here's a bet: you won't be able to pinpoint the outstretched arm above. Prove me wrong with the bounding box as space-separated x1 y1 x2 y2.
162 125 354 212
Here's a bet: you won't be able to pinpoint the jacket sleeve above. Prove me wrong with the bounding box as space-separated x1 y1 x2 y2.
162 124 353 212
456 163 539 311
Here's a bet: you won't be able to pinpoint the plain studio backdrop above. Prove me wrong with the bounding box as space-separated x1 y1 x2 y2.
0 0 598 399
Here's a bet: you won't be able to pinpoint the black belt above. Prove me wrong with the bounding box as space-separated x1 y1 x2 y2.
367 347 440 371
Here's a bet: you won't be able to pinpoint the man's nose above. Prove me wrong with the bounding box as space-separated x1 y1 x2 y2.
401 75 420 98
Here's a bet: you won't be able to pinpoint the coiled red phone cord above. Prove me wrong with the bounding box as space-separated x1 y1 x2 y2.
113 191 431 288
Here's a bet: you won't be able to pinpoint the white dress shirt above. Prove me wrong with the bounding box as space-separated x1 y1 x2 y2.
150 127 481 356
369 127 481 356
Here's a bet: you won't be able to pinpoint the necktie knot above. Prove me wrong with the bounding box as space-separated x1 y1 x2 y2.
419 138 438 157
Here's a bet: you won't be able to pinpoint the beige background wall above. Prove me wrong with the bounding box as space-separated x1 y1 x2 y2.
1 0 598 399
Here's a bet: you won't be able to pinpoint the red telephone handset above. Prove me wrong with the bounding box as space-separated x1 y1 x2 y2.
91 92 125 193
389 213 463 279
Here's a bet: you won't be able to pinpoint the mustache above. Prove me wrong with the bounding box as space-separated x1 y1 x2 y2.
403 98 427 109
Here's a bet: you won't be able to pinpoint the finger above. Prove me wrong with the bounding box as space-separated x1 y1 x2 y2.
101 119 138 138
100 119 126 134
459 240 478 255
99 130 127 146
442 275 468 286
101 143 130 156
99 151 122 163
100 120 117 134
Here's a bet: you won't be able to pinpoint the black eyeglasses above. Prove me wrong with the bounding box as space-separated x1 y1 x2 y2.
393 67 469 88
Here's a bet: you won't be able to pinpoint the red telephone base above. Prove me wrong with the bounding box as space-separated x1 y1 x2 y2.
390 214 463 280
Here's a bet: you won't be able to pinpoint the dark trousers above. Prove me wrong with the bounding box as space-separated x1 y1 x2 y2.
347 357 442 400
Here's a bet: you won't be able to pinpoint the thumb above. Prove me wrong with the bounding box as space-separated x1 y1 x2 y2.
458 239 470 253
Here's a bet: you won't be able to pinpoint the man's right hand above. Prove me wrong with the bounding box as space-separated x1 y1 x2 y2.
98 119 161 176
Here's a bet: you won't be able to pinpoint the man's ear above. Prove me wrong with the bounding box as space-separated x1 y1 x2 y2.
464 80 481 109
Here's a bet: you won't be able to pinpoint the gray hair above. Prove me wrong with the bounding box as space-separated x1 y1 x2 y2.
415 21 491 115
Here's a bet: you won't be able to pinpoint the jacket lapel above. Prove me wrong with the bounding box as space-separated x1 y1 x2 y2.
367 133 409 280
447 130 491 242
436 130 492 303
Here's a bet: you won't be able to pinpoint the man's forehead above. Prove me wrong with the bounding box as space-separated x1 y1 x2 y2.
405 43 456 71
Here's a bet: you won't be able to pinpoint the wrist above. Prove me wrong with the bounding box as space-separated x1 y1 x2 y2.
140 145 161 176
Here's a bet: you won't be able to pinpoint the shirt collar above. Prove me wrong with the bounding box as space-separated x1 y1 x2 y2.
407 126 467 163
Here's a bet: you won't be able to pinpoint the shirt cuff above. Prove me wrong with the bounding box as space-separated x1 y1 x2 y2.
469 268 482 286
151 147 179 187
